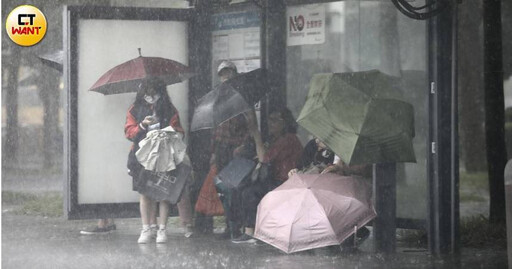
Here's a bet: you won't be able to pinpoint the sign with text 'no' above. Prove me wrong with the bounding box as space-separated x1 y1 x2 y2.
287 4 325 46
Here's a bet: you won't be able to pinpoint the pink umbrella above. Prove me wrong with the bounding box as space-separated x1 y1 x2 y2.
254 173 376 254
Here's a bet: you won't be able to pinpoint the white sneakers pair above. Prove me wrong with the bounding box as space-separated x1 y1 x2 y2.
138 226 167 244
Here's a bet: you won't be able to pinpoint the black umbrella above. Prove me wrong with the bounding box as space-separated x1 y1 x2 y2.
191 68 270 131
37 50 63 72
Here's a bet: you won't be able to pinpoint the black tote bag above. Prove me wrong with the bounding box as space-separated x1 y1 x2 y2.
138 163 191 204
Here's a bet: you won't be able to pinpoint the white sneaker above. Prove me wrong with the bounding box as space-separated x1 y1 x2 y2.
137 228 152 244
156 229 167 243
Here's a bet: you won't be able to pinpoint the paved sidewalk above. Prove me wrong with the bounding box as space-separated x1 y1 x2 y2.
2 212 509 269
1 168 508 268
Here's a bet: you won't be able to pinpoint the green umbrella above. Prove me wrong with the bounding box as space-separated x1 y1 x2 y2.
297 70 416 165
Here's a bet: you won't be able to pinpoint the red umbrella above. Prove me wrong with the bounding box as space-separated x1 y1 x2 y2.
89 48 194 95
254 173 376 254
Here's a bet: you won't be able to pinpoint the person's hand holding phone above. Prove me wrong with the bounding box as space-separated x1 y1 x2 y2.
142 115 157 127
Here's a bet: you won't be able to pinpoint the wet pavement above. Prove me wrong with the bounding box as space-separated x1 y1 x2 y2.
2 212 509 269
2 168 509 268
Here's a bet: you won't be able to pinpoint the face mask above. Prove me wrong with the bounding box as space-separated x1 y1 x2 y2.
144 94 160 104
321 149 332 159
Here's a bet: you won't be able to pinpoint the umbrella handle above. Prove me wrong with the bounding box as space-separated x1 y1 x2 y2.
353 226 357 248
138 48 141 57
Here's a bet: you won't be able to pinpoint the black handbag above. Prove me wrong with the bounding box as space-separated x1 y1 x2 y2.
215 157 257 189
137 163 191 204
127 149 141 176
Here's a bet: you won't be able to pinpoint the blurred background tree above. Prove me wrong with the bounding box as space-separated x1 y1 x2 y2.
2 0 109 170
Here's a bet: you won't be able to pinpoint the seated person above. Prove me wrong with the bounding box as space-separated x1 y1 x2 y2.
290 137 371 178
289 138 335 177
322 156 372 177
323 156 372 250
231 107 303 243
290 138 372 250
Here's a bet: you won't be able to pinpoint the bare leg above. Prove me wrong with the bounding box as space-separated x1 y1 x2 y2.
149 201 158 226
177 188 193 227
97 219 107 228
80 218 114 235
138 195 156 244
158 200 170 227
177 189 194 237
98 218 115 227
106 218 115 225
140 195 156 225
155 200 170 243
245 227 254 236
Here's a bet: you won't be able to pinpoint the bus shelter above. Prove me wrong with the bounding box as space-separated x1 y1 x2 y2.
63 0 458 256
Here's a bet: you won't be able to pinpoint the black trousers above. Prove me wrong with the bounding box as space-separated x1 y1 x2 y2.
235 179 282 229
215 142 241 231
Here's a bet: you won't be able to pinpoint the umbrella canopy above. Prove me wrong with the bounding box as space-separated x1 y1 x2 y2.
37 50 63 72
254 173 376 254
297 70 416 165
89 49 194 95
191 68 269 131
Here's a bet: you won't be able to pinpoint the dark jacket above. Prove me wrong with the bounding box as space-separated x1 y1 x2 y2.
124 101 183 174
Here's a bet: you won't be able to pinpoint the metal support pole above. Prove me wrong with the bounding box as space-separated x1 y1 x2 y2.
373 163 397 253
188 1 214 232
260 0 286 138
264 0 286 108
504 160 512 268
483 0 507 225
427 0 459 256
260 1 268 140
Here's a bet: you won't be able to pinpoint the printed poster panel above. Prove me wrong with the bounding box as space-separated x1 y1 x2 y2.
211 11 261 86
211 11 260 61
287 4 325 46
212 35 229 60
243 31 260 58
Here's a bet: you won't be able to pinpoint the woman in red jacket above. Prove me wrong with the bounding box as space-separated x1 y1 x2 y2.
125 79 192 244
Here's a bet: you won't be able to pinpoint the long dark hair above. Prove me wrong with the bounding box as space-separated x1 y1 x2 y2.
133 80 176 125
269 107 298 134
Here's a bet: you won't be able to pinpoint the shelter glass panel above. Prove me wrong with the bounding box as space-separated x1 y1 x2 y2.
286 1 428 220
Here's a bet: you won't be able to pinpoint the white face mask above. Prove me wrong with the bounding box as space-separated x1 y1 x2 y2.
144 94 160 104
